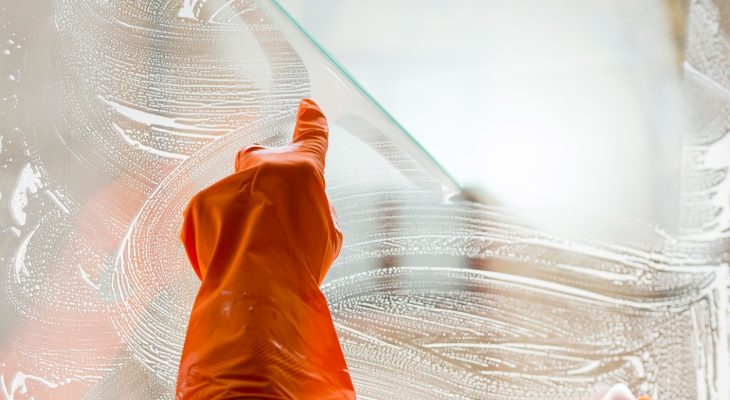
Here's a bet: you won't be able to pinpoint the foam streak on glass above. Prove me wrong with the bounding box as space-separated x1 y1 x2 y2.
0 0 728 399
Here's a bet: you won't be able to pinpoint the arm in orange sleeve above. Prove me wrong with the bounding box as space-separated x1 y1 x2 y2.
180 205 203 282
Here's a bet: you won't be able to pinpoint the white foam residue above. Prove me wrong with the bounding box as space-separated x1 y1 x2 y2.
1 226 21 237
12 225 36 283
10 162 43 226
111 123 189 160
0 371 59 400
2 0 728 398
78 263 100 291
178 0 201 21
99 96 218 138
44 189 70 214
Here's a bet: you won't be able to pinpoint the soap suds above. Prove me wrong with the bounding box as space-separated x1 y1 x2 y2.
0 0 728 399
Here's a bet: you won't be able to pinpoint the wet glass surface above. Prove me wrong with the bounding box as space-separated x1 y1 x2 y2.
0 0 728 399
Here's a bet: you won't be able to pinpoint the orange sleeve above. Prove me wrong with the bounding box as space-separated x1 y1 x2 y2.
179 205 203 282
175 97 355 399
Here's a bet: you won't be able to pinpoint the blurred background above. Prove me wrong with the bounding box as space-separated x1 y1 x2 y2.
278 0 687 233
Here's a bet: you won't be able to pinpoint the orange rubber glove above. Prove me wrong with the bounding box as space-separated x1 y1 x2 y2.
175 98 354 400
